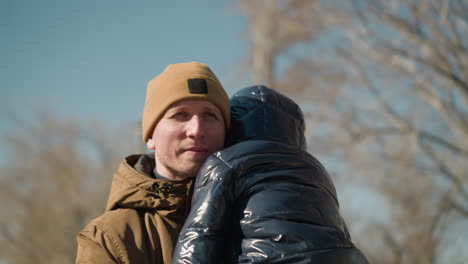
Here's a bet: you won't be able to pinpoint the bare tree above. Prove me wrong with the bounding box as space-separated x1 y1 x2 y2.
338 1 468 262
0 113 142 263
237 0 468 263
238 0 326 87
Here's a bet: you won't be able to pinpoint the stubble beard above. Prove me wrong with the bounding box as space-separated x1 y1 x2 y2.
163 162 200 179
156 153 205 180
154 139 213 179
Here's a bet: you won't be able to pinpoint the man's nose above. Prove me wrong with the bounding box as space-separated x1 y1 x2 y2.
186 116 205 138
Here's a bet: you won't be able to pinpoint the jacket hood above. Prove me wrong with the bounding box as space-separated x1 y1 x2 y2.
105 154 193 215
227 85 306 149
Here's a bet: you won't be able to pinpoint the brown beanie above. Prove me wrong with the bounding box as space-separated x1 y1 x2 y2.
142 62 230 142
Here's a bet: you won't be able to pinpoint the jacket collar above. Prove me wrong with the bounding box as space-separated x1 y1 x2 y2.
105 154 194 218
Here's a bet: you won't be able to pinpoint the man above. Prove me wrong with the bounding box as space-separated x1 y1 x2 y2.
76 62 230 264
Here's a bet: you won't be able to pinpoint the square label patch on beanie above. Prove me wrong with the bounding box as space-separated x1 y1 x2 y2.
187 78 208 94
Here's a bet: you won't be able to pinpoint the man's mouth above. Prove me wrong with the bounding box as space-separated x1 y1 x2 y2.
184 146 209 153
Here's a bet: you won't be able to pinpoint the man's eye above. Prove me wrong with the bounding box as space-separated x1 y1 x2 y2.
204 112 220 120
172 112 190 119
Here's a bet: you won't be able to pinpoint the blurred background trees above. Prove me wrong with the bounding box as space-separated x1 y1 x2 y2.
0 114 143 263
1 0 466 263
239 0 467 263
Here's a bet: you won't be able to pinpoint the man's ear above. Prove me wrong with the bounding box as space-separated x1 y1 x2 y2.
146 138 156 150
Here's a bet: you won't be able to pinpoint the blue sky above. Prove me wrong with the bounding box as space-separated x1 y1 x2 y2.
1 0 249 132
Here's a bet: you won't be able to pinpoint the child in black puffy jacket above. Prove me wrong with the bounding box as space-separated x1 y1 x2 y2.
173 85 369 264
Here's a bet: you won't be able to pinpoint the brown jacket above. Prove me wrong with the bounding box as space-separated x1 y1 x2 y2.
76 155 193 264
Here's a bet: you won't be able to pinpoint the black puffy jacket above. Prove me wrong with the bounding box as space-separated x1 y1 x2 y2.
172 85 369 264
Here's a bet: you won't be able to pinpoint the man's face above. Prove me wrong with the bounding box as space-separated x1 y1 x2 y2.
146 99 225 180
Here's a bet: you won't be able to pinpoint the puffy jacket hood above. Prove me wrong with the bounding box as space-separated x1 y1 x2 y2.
227 85 306 150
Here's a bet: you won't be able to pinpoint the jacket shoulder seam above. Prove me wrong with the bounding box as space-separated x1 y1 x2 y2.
93 220 129 264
